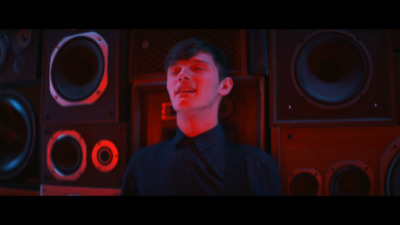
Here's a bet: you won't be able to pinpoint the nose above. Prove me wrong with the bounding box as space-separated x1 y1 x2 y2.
178 67 190 82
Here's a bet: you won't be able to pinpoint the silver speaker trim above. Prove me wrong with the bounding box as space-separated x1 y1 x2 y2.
49 31 108 107
46 130 87 181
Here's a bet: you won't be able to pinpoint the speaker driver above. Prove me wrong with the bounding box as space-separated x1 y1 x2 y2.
91 139 119 173
288 169 321 196
11 29 32 54
0 89 35 180
386 152 400 195
327 162 372 195
49 32 108 107
292 30 371 109
47 130 87 181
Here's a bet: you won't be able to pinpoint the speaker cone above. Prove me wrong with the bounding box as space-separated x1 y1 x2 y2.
289 169 321 196
329 165 371 195
292 31 371 109
49 32 108 107
0 89 35 180
386 152 400 195
47 130 87 181
51 136 83 176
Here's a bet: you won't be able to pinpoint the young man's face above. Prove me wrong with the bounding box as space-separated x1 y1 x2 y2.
166 51 226 115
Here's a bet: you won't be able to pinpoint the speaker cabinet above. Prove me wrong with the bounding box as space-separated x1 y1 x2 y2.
270 29 395 126
131 76 265 156
0 29 42 84
42 29 129 124
40 122 128 196
0 29 42 195
271 126 400 196
129 29 249 82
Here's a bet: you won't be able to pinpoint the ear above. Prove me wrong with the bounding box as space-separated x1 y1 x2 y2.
218 77 233 96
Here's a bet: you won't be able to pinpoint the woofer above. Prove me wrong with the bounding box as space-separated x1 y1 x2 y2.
0 89 36 180
386 152 400 195
49 32 108 106
292 31 371 109
326 161 372 196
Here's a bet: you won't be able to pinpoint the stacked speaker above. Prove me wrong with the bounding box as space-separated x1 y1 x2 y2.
40 30 129 196
10 29 399 196
0 30 42 195
270 29 400 195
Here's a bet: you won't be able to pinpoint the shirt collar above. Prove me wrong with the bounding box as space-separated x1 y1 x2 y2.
171 123 226 152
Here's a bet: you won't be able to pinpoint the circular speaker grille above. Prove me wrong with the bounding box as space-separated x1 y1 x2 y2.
47 130 87 181
329 165 371 196
386 152 400 195
0 89 35 180
292 31 371 109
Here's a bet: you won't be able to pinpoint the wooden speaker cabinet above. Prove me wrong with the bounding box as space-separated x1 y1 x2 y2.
271 125 400 196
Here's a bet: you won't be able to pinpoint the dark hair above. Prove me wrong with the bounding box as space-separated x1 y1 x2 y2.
164 37 229 81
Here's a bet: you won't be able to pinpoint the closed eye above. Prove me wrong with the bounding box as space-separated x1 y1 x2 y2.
190 63 208 72
191 66 205 72
168 67 181 76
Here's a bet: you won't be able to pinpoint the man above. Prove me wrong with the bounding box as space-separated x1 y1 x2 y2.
121 37 282 195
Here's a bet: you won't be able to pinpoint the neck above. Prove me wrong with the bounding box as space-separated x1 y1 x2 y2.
176 110 219 138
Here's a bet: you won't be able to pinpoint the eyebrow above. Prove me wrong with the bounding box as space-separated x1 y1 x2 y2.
190 59 209 64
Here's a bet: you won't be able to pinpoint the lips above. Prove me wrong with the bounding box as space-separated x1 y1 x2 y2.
175 86 196 95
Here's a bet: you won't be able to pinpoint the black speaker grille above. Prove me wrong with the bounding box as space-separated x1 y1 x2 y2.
0 29 41 85
131 29 244 78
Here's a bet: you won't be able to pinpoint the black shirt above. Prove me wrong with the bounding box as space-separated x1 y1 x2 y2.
121 123 282 195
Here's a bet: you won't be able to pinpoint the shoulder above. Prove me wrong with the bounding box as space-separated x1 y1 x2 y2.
132 140 170 157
